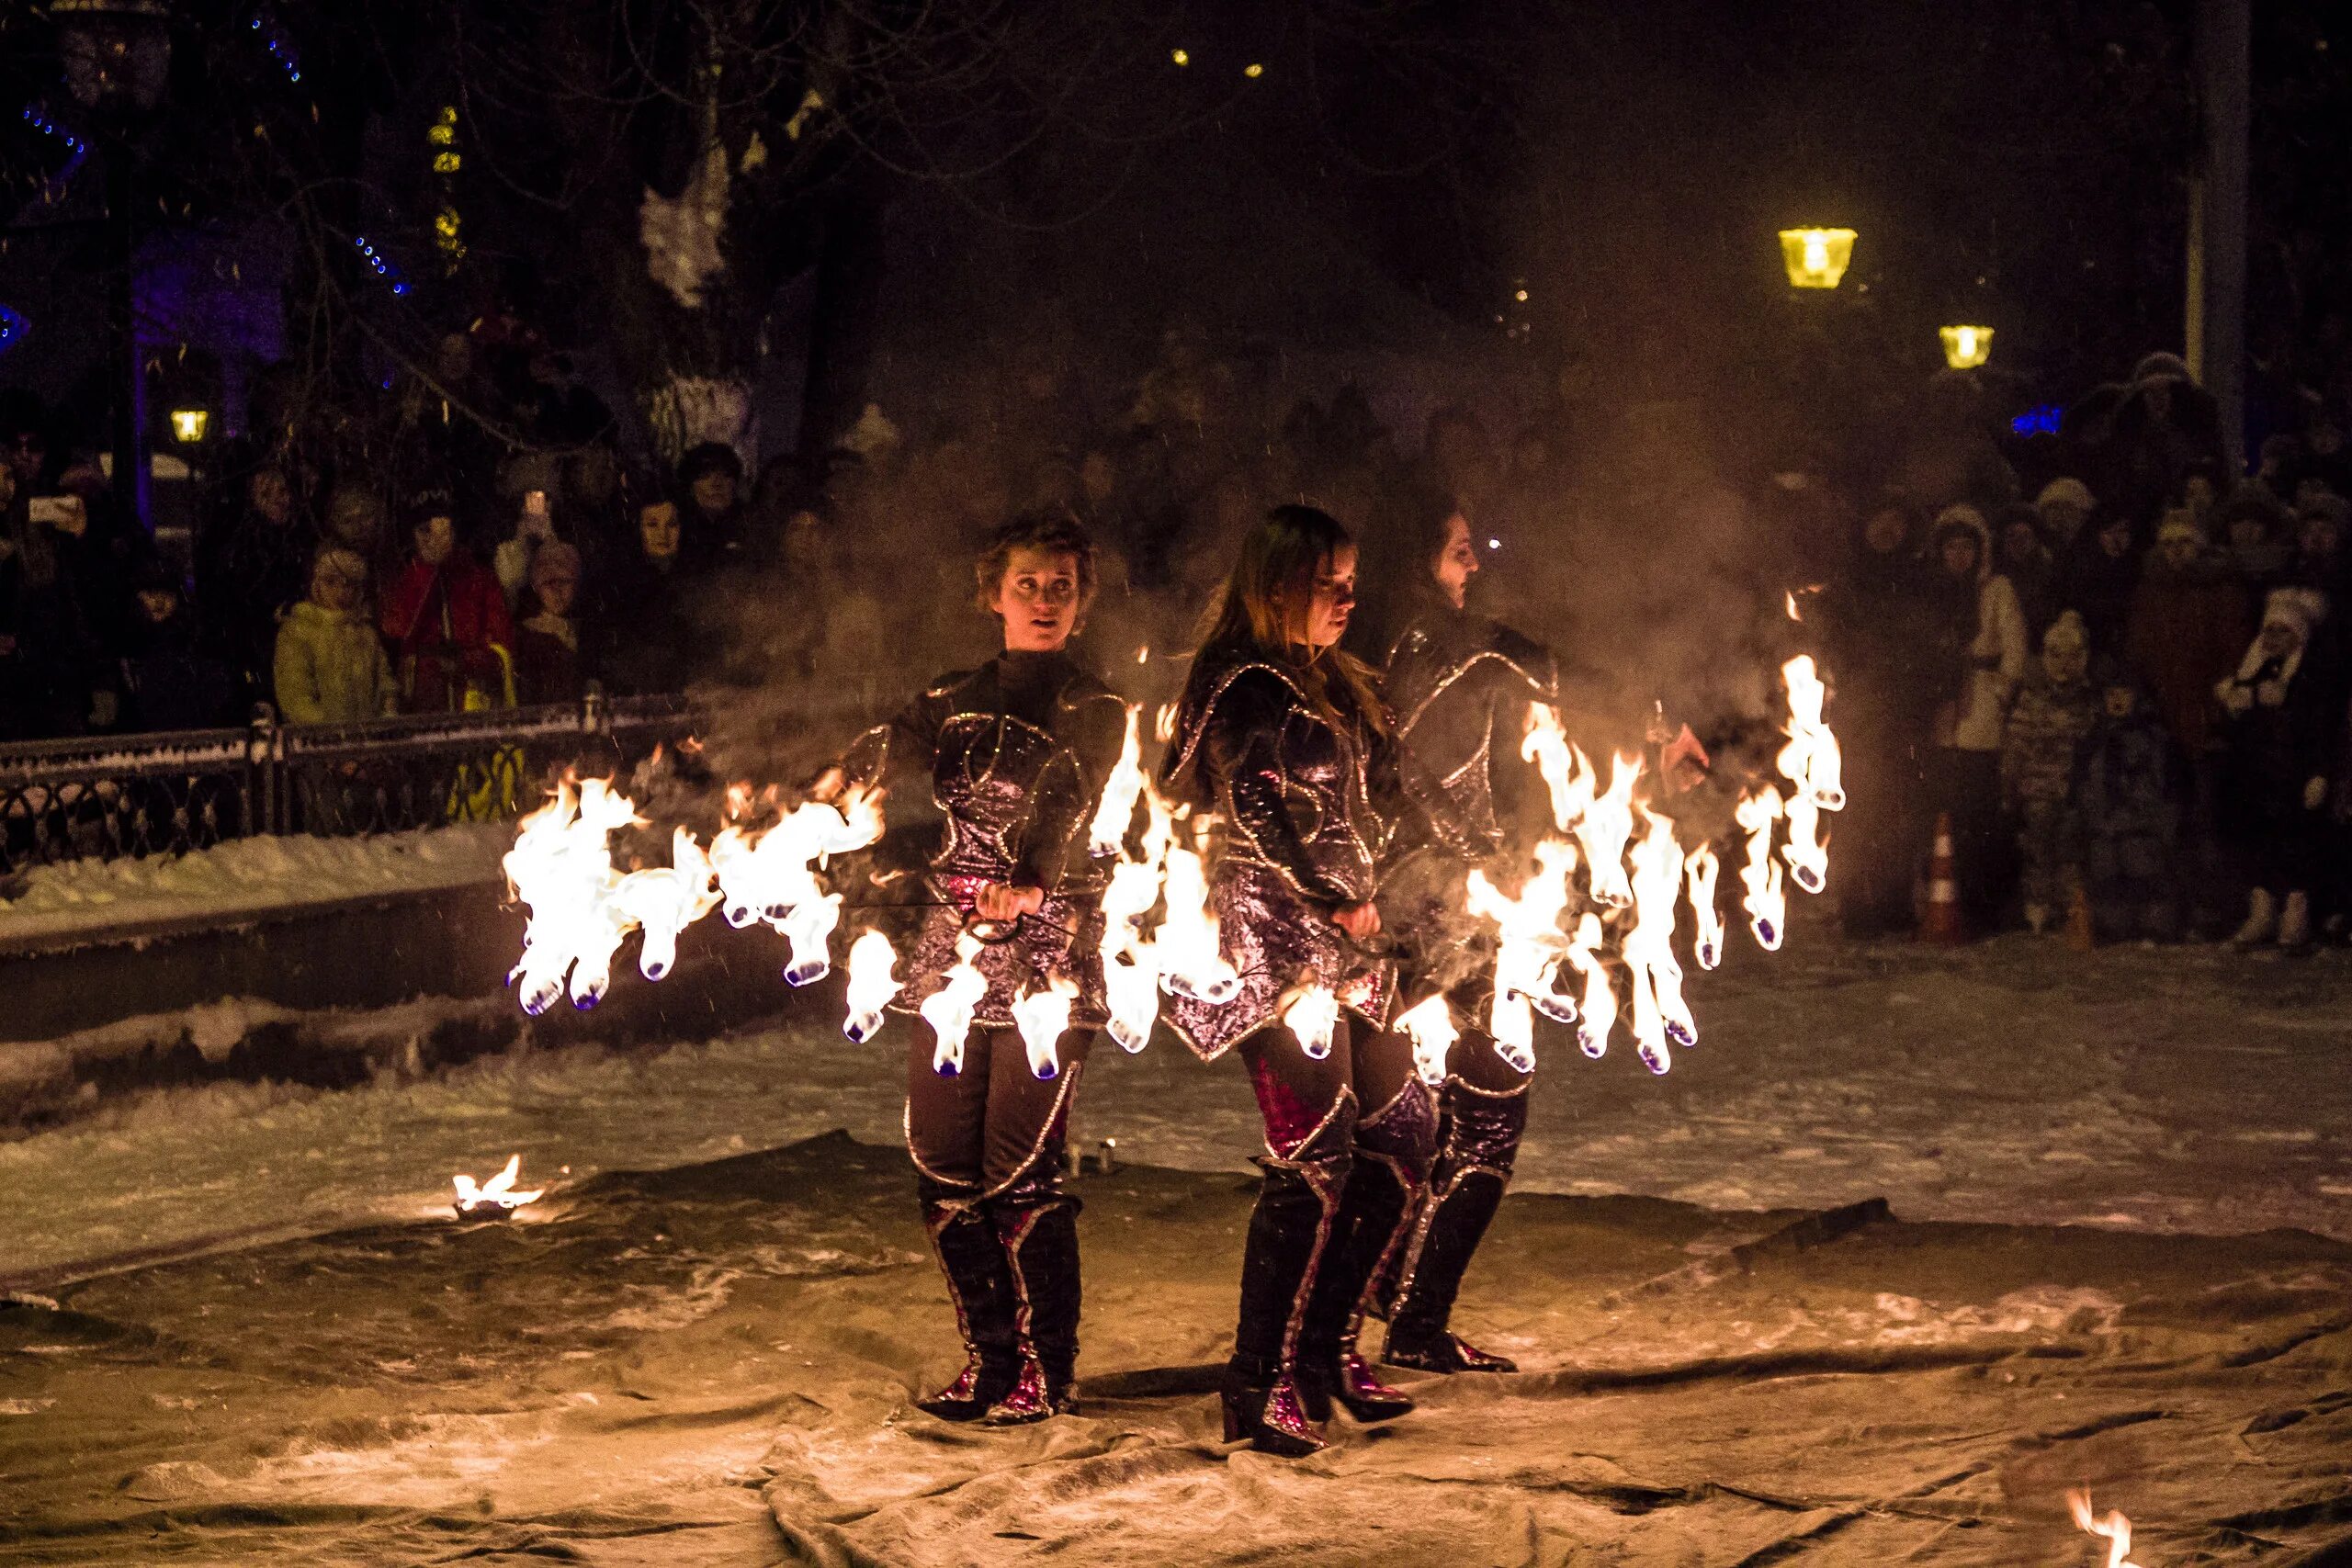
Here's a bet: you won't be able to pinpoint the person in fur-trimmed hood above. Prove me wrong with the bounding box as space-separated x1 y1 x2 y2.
2215 586 2339 950
1928 503 2030 931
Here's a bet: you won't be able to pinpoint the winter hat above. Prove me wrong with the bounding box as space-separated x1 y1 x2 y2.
311 545 368 593
2042 609 2089 658
528 539 582 590
2132 351 2194 386
2262 585 2326 642
676 442 743 489
1930 503 1990 562
2155 508 2204 547
401 488 458 535
2221 586 2327 712
2035 477 2097 513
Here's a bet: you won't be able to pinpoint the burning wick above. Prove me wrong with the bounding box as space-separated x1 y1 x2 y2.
1685 842 1725 971
842 927 902 1043
1563 912 1614 1057
1283 981 1340 1060
452 1154 545 1218
1089 704 1148 858
1736 785 1787 951
1012 978 1078 1079
1396 992 1459 1087
2067 1489 2143 1568
920 931 989 1077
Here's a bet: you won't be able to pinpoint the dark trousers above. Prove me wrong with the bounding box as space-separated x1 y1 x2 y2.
906 1026 1092 1193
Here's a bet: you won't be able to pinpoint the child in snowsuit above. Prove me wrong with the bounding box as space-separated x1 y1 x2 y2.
2001 610 2099 931
2075 661 2183 942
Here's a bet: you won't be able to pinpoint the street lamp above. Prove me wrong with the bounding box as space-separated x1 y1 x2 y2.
1778 228 1856 289
168 407 208 443
56 0 172 536
1939 325 1994 370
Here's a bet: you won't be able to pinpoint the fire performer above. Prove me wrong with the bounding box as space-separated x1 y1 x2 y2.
1371 494 1557 1374
1159 504 1436 1457
824 513 1127 1425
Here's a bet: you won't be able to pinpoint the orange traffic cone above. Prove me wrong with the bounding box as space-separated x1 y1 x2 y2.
1919 813 1964 944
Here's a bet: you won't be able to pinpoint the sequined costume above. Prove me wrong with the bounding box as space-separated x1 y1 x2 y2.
1159 639 1436 1454
842 648 1127 1423
1377 589 1559 1374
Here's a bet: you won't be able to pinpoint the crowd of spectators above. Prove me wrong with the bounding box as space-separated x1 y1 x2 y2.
9 316 2352 951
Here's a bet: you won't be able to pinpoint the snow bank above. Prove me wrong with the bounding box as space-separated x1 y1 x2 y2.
0 823 513 946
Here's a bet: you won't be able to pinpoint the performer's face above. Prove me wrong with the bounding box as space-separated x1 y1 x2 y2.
1299 545 1357 653
1433 513 1478 608
991 545 1082 652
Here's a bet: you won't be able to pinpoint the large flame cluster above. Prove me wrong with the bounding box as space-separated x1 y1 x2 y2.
505 657 1841 1084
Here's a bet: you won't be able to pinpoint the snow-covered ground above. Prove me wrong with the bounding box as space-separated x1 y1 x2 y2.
6 916 2349 1286
0 823 511 947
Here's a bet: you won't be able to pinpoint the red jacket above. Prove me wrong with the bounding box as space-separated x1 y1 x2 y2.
380 555 514 712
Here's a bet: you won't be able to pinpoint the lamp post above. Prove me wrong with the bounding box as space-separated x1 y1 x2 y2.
55 0 172 535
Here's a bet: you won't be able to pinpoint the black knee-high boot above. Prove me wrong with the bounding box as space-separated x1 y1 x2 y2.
1295 1149 1421 1421
915 1178 1022 1419
984 1176 1083 1423
1221 1152 1349 1456
1385 1084 1526 1373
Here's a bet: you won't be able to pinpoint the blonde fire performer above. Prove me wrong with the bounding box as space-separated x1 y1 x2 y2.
1369 492 1558 1374
823 513 1127 1424
1159 504 1437 1457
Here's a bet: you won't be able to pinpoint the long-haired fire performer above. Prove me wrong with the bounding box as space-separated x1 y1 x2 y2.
1370 491 1558 1374
1159 503 1437 1457
826 513 1127 1425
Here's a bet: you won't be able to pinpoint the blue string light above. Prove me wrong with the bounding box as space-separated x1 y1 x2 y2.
352 234 412 297
0 302 27 355
249 11 303 84
2010 404 2064 436
19 104 90 192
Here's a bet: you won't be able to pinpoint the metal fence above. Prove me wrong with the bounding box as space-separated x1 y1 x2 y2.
0 691 695 877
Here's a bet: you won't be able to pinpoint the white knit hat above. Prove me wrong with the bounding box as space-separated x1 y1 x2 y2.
2036 477 2096 513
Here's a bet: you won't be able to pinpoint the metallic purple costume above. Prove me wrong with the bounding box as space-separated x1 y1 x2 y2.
842 648 1126 1423
1376 591 1559 1374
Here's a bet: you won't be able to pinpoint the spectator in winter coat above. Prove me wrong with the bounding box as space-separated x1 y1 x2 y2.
1928 504 2030 930
2125 509 2253 761
2216 587 2337 952
491 484 563 607
2075 661 2182 942
198 465 311 705
2002 610 2099 931
2220 491 2294 601
275 547 397 724
119 560 233 731
1996 502 2061 640
512 541 585 705
2035 477 2098 555
675 443 747 570
2056 510 2143 655
1826 501 1942 936
1 464 107 740
594 498 696 694
319 483 399 596
2290 495 2352 604
381 493 514 713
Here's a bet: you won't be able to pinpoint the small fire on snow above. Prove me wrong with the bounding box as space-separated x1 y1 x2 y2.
452 1155 545 1218
2067 1489 2143 1568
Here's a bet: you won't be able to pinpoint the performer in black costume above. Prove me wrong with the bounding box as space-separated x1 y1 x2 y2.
830 513 1127 1424
1372 495 1557 1373
1159 504 1438 1456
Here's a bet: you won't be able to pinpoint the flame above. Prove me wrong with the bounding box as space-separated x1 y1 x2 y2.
1782 791 1828 893
1089 704 1148 857
1521 705 1595 831
1785 590 1801 622
606 828 719 982
1623 808 1696 1074
1155 819 1239 1003
1012 977 1079 1079
1465 839 1580 1073
1778 655 1845 810
920 931 989 1077
453 1154 545 1213
1099 788 1175 1052
503 778 643 1014
1136 643 1150 664
1282 980 1340 1060
779 892 843 985
1154 700 1178 745
2067 1490 2143 1568
1396 992 1459 1087
842 928 902 1042
709 786 884 937
1562 911 1615 1057
1685 842 1724 970
1736 785 1787 950
1576 753 1642 908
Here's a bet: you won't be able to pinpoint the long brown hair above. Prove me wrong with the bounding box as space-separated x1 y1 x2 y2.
1198 504 1387 736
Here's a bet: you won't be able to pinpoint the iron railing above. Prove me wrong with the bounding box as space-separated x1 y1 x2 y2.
0 690 696 877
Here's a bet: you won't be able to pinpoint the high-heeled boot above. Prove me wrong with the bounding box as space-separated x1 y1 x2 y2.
1219 1152 1349 1456
1385 1084 1525 1374
913 1179 1021 1419
1298 1140 1428 1421
983 1185 1083 1424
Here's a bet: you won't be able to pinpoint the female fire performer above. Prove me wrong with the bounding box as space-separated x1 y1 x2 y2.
826 513 1127 1425
1370 493 1558 1374
1159 503 1438 1457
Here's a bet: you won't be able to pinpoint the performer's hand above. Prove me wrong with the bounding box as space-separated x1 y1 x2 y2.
1333 901 1381 941
976 883 1046 922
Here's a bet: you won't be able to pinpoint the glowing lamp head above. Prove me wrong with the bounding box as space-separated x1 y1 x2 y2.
1778 227 1857 289
169 408 208 444
1939 324 1995 369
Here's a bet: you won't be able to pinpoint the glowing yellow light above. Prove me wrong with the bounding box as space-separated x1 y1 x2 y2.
435 209 461 239
168 408 209 444
1939 324 1994 369
1244 62 1263 77
1171 47 1189 65
427 107 457 146
1777 227 1857 289
433 151 460 174
1514 288 1529 302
